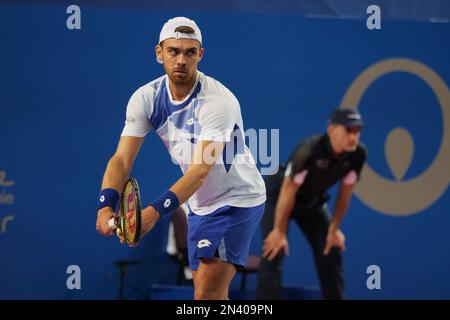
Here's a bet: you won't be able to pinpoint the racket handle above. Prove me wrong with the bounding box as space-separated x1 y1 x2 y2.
108 218 117 230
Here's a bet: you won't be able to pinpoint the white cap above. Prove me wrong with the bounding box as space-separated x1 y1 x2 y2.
158 16 202 45
157 17 202 64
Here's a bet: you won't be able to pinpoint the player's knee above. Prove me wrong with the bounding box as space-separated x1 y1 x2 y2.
319 248 342 265
194 289 209 300
194 288 226 300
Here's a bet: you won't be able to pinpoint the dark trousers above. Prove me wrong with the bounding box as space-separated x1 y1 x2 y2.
256 178 344 300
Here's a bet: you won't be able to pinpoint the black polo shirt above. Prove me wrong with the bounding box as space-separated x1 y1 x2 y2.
270 134 367 211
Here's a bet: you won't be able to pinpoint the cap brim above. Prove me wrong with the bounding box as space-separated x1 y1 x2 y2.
346 120 367 128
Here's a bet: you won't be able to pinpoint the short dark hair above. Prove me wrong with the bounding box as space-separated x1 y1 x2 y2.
174 25 195 33
160 26 201 49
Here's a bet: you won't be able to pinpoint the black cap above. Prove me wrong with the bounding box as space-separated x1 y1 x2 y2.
329 108 366 128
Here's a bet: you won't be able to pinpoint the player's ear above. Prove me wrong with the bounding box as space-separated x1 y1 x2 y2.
155 44 163 63
327 124 334 136
198 47 205 61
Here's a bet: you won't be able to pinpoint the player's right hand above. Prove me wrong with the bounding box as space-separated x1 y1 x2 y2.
96 207 115 236
263 229 289 261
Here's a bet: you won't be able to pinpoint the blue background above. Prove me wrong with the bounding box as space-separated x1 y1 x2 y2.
0 3 449 299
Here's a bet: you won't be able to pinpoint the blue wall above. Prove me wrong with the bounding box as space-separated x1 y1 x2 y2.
0 3 449 299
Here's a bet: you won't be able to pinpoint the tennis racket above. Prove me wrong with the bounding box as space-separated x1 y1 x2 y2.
108 177 142 246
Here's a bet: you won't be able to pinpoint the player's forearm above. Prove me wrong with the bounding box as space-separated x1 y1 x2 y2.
169 164 211 205
273 184 297 234
330 203 348 232
101 156 132 192
330 187 352 231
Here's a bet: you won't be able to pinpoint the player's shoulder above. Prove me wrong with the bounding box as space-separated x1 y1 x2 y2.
134 75 166 98
125 75 166 117
199 71 226 92
298 134 324 153
306 134 325 147
289 134 322 163
197 94 235 120
198 71 239 103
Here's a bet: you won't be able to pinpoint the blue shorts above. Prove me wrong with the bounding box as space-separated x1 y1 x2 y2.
187 203 265 270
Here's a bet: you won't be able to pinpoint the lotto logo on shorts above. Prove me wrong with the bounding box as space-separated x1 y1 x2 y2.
197 239 212 248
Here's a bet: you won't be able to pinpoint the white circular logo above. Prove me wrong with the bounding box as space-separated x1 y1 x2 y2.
100 195 105 203
164 199 171 208
341 58 450 216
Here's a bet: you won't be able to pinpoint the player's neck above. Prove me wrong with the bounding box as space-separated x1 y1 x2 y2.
167 74 197 101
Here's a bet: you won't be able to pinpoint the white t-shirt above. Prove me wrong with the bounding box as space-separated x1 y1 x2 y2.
121 71 266 215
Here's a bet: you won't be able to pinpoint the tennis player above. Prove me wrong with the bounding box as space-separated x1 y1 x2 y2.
95 17 266 300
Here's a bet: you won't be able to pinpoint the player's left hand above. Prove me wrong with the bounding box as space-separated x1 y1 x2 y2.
140 205 161 239
323 228 346 255
115 206 160 246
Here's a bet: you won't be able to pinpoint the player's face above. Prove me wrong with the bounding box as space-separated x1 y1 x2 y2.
329 124 361 153
156 38 204 85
